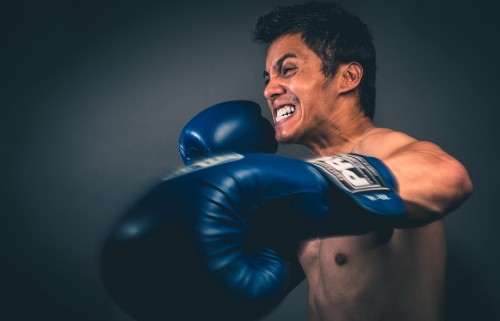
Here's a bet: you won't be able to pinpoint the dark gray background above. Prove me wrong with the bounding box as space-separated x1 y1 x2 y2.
2 0 499 320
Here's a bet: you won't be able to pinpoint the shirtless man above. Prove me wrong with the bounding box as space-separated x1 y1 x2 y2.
253 2 473 320
101 3 473 321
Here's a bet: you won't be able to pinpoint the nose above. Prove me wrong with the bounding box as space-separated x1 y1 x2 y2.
264 78 286 100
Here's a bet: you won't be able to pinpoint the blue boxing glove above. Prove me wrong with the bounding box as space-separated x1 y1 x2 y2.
179 100 277 165
101 153 405 321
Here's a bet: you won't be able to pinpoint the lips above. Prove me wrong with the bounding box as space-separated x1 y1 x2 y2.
275 104 296 123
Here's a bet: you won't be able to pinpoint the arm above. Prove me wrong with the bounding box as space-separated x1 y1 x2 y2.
354 130 473 228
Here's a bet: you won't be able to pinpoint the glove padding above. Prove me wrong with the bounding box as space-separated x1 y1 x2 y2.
179 100 277 165
101 153 404 321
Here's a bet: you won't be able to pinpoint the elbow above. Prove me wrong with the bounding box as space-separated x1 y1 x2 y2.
400 161 472 228
454 160 474 207
389 148 473 228
436 156 474 215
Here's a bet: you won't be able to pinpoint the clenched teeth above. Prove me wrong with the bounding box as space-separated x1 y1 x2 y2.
275 105 296 122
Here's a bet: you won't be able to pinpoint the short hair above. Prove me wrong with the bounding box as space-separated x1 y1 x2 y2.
253 1 376 119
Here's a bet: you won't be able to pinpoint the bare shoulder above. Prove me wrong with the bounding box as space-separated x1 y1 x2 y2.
353 127 473 219
352 128 445 160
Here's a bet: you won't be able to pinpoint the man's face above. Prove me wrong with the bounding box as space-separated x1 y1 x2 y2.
264 33 339 145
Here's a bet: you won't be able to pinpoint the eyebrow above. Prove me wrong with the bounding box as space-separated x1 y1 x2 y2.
263 53 298 79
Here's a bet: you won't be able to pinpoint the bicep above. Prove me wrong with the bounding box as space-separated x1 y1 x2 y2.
388 141 473 224
357 131 473 226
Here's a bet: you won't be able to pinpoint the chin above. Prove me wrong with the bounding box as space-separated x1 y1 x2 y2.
274 115 302 144
275 131 299 144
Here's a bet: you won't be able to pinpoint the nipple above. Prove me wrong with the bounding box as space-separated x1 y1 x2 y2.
335 253 348 266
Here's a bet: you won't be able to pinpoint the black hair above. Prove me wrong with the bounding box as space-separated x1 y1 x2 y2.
253 1 376 119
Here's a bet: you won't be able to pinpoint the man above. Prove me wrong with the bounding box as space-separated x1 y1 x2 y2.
252 2 473 321
100 3 473 321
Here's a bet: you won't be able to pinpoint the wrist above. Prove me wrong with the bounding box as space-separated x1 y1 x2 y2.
307 154 406 217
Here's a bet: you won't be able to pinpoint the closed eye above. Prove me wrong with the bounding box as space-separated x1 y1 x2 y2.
282 66 297 77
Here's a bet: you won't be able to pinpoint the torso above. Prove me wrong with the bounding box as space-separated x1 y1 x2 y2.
299 127 447 321
298 221 446 321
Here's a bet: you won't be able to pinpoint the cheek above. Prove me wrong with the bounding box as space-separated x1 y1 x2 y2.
295 82 323 109
289 79 315 102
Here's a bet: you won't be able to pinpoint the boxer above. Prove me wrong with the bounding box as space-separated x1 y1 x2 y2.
102 2 473 321
252 2 473 320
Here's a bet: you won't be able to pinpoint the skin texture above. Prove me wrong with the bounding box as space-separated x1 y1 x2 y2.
264 34 473 321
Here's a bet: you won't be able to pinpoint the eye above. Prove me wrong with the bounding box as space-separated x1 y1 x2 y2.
264 76 270 86
281 66 297 77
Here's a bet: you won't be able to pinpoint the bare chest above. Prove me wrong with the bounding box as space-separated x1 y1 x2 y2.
298 228 395 271
297 223 446 321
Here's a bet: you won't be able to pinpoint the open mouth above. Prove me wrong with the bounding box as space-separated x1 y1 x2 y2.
275 105 296 123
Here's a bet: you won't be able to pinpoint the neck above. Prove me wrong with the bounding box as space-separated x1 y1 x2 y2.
304 104 376 156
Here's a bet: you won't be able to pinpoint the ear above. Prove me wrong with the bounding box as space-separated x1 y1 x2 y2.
338 62 363 94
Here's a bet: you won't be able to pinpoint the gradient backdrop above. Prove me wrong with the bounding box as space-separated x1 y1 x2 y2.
2 0 499 320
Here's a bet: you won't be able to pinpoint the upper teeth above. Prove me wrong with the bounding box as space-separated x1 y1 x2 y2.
276 105 295 122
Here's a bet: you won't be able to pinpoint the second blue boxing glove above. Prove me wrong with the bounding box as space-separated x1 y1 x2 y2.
179 100 277 165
